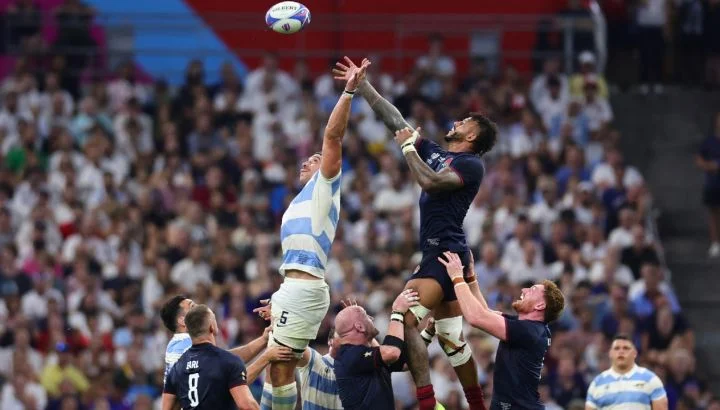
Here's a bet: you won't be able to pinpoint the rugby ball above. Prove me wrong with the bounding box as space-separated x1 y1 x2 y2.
265 1 311 34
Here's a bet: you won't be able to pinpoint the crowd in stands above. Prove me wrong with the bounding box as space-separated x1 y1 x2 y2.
0 1 718 410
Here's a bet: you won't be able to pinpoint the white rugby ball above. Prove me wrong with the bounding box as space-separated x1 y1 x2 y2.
265 1 311 34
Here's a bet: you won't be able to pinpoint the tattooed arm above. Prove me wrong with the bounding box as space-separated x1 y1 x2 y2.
357 78 412 133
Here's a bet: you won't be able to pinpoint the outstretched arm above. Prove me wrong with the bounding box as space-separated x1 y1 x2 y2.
334 57 411 133
228 327 271 363
439 252 507 341
321 59 371 179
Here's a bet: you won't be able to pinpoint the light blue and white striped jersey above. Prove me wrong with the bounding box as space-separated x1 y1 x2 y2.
279 171 341 279
164 333 192 384
297 348 343 410
586 365 666 410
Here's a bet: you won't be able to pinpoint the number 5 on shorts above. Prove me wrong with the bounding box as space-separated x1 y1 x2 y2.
280 311 289 325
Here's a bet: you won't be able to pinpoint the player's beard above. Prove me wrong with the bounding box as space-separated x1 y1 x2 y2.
444 130 462 143
511 299 527 313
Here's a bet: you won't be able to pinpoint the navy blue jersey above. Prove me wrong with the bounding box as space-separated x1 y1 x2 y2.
491 315 551 410
164 343 248 410
334 344 405 410
415 137 485 252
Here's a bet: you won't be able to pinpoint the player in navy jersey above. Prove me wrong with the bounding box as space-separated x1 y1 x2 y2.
334 290 419 410
162 304 260 410
333 56 498 410
439 252 566 410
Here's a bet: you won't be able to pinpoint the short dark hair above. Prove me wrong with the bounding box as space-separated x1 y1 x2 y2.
185 305 212 338
541 280 565 323
160 295 187 333
612 334 634 344
469 112 498 156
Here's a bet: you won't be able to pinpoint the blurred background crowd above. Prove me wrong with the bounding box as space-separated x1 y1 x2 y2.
1 0 720 410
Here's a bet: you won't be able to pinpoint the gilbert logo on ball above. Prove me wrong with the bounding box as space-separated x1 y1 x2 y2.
265 1 311 34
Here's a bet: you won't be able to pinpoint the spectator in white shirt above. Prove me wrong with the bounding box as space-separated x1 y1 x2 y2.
608 208 638 249
475 241 505 289
416 34 456 101
505 240 549 285
582 74 613 133
529 177 561 240
113 97 154 162
373 171 415 213
170 242 212 293
0 91 26 154
0 327 43 378
39 72 74 118
0 371 47 410
530 57 569 110
588 247 635 287
581 223 608 265
244 53 299 104
21 272 64 321
591 147 645 190
506 109 544 159
106 62 150 112
536 75 569 130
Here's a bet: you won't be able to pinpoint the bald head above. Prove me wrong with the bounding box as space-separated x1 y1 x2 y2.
335 306 378 343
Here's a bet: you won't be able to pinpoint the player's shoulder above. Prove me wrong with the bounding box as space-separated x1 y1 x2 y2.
631 365 662 382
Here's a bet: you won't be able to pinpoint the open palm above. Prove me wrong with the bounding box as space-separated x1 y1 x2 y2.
333 56 371 91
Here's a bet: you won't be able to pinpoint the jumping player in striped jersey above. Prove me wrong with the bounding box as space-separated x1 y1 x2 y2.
263 59 371 410
586 335 667 410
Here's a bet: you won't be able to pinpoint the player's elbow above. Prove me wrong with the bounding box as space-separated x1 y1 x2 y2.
380 346 401 364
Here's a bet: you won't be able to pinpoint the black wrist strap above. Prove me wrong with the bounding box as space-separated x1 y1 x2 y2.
382 335 405 350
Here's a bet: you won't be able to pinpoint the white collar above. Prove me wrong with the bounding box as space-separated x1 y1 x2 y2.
610 364 638 379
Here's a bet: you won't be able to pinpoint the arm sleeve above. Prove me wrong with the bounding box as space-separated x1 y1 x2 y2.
648 374 667 401
163 365 178 395
415 137 441 161
585 380 598 409
448 155 485 187
226 356 248 389
342 345 382 374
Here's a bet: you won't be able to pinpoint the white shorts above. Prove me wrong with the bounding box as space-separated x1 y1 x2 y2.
269 278 330 354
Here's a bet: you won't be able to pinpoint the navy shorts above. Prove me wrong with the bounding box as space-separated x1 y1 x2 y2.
409 249 473 302
703 186 720 208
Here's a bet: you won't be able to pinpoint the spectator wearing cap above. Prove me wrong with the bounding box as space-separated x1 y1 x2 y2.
569 51 609 99
696 111 720 257
581 74 613 134
39 342 90 398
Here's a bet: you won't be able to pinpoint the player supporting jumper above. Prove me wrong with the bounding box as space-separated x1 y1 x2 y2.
586 335 668 410
264 59 371 410
162 305 260 410
439 252 565 410
333 56 497 410
160 295 292 385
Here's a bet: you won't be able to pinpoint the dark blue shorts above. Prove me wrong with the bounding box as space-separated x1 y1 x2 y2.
409 249 473 302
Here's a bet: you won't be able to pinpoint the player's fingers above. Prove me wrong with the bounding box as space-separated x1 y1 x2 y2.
335 62 349 71
343 56 357 67
331 68 346 76
261 299 270 305
437 256 448 266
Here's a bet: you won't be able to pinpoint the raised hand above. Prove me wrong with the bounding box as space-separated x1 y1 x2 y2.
392 289 420 313
333 56 371 92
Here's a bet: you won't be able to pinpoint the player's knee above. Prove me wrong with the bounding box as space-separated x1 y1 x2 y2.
435 316 472 367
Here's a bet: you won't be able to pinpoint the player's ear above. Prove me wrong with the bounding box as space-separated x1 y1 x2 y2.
534 300 546 312
353 322 365 333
